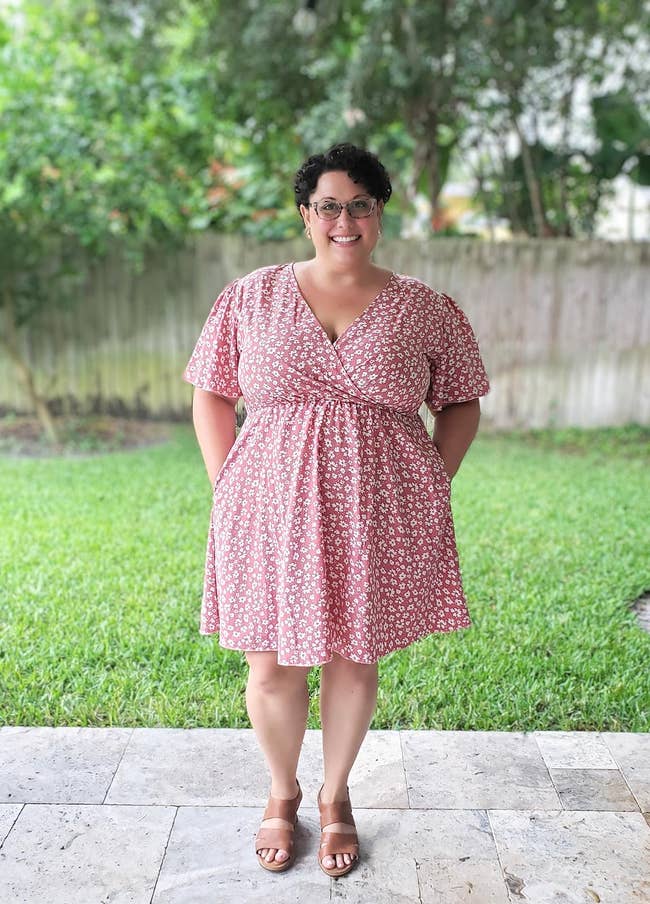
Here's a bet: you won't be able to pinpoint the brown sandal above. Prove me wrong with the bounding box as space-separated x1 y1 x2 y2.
254 779 302 872
317 783 360 877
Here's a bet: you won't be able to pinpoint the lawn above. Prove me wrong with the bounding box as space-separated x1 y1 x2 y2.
1 422 648 731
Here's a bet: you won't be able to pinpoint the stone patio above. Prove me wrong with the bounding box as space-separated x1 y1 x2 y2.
0 727 648 903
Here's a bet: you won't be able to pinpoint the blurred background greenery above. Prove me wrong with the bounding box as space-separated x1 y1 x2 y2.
1 0 648 262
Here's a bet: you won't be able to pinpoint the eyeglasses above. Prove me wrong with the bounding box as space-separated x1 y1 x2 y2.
308 197 377 220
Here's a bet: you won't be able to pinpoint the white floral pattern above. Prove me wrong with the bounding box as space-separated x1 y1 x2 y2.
182 261 490 666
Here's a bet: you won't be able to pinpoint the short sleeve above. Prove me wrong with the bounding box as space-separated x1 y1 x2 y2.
424 291 490 414
182 278 242 400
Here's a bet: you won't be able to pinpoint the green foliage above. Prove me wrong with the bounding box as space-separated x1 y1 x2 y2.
0 1 289 324
592 87 650 185
464 0 648 237
1 0 648 335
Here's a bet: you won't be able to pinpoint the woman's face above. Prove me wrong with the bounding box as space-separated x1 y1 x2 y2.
300 169 383 265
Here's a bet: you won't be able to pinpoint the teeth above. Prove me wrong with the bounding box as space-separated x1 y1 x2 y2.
331 236 360 243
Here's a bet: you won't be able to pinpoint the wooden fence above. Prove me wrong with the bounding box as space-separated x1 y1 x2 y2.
1 233 648 430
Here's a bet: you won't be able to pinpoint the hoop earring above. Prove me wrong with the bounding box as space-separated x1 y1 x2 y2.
304 226 312 239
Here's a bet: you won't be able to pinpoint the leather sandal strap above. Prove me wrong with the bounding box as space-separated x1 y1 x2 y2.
255 826 295 854
319 831 359 858
318 798 354 830
262 788 302 822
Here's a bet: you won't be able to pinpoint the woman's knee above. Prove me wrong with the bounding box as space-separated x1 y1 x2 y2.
245 650 310 691
323 651 378 683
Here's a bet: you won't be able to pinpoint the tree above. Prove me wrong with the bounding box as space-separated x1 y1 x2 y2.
0 0 226 440
191 0 649 238
465 0 649 237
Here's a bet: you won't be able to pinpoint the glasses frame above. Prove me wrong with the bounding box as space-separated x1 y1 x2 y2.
307 197 378 220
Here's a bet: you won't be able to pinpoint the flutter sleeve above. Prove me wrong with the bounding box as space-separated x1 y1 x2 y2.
424 290 490 414
182 278 242 400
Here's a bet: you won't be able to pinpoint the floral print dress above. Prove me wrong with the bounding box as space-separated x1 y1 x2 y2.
182 261 490 666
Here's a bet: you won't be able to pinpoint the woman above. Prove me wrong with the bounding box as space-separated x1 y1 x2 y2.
182 143 490 877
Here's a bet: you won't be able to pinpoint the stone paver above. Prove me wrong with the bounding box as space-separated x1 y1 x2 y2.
0 726 133 803
0 803 175 904
0 727 648 903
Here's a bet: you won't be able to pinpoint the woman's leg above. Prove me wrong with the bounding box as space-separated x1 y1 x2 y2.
245 651 311 865
319 651 379 870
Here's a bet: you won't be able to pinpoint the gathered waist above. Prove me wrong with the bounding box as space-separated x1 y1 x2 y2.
246 397 421 419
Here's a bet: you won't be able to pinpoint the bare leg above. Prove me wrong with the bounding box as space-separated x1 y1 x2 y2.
245 651 311 865
319 652 379 870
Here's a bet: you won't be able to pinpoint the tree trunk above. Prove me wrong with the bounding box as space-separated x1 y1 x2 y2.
1 289 60 444
512 114 548 237
424 140 445 232
557 63 579 237
496 139 522 235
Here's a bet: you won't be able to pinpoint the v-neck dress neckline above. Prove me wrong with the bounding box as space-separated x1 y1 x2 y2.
289 261 396 349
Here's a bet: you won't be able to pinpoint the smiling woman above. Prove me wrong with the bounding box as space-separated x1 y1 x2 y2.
182 142 490 878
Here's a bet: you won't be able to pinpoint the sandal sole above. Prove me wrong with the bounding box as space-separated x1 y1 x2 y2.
257 854 295 872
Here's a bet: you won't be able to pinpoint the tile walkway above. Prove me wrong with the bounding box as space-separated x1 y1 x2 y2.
1 727 649 903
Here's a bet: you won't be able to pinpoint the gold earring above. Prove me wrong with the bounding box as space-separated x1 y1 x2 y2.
304 226 311 239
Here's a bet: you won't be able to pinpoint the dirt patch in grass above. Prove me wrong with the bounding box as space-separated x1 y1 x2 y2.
0 414 174 457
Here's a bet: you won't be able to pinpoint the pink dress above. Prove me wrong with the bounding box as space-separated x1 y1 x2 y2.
182 261 490 666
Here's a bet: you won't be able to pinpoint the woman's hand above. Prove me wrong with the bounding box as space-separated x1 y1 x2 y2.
431 398 482 480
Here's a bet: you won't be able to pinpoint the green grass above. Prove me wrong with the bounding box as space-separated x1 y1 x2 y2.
1 424 648 731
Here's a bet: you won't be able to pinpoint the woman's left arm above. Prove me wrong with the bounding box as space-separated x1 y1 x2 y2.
432 398 481 480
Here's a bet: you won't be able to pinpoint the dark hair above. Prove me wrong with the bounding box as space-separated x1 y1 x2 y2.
293 143 392 211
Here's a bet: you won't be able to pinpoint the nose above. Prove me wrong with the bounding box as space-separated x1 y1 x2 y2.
334 207 357 229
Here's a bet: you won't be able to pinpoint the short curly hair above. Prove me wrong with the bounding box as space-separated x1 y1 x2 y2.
293 143 392 212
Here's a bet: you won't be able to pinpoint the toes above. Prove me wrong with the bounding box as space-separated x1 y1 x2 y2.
323 853 353 869
259 847 288 863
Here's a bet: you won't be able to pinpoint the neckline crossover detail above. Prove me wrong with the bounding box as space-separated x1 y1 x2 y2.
289 262 396 349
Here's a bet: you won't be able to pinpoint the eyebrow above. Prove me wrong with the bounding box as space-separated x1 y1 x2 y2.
317 194 370 201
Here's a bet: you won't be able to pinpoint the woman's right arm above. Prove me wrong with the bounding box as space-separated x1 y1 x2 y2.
191 388 239 486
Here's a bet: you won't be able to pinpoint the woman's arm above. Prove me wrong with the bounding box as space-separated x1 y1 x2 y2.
431 398 481 480
191 388 239 486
